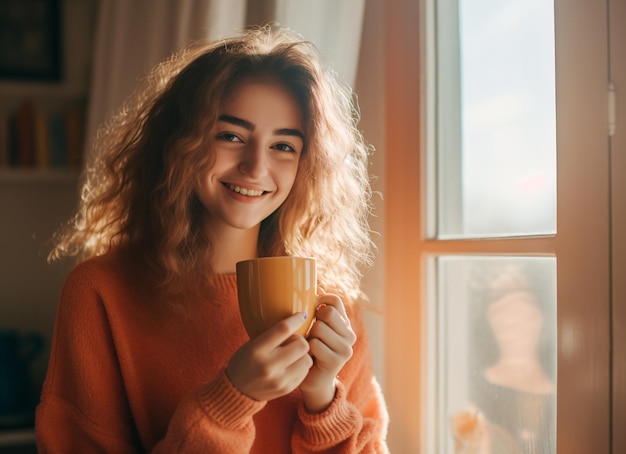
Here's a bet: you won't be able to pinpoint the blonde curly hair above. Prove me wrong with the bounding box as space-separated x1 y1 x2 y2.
51 25 374 301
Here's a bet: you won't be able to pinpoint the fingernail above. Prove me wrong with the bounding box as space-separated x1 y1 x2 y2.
317 303 327 311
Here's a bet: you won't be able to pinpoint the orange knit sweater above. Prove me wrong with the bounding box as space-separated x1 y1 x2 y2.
35 251 389 453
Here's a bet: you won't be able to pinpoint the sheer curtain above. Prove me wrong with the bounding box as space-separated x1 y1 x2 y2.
84 0 246 158
84 0 366 160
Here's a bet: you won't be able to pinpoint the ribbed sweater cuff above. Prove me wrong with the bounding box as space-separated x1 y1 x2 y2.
195 368 266 429
296 381 360 445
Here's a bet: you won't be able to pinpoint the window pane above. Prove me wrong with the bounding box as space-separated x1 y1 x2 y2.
430 256 556 453
436 0 556 238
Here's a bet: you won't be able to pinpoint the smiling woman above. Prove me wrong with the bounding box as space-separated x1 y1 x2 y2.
35 25 389 453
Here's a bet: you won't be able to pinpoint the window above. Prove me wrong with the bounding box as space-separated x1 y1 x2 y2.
429 0 557 452
435 0 556 238
434 257 556 453
383 0 623 452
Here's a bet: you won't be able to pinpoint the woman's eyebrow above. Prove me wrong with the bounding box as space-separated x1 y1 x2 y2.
275 128 304 141
218 114 304 141
219 114 253 130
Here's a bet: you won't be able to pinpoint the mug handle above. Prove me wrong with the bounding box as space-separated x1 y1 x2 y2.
303 293 324 338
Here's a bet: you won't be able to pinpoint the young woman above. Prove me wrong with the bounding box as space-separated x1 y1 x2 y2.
36 26 388 453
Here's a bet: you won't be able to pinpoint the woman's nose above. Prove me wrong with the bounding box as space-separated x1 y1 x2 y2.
238 142 268 178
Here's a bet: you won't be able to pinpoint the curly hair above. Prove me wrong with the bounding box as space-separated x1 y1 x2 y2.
51 25 374 301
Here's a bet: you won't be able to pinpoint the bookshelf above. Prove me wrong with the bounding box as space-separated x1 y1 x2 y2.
0 0 97 448
0 0 94 176
0 90 87 174
0 168 80 184
0 429 36 447
0 82 86 99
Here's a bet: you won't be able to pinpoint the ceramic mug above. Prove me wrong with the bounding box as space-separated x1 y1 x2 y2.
236 256 317 339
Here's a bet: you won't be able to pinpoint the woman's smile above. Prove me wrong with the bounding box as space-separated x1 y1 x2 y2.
195 78 305 232
223 183 266 198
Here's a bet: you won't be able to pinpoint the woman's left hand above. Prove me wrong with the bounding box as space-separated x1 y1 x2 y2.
299 292 357 413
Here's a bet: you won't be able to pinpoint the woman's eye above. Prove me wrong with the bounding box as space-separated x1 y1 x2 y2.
273 143 296 153
217 133 242 142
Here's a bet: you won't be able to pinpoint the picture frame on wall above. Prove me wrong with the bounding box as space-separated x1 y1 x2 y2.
0 0 62 81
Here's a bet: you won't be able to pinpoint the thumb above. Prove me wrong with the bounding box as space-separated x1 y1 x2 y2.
256 312 309 348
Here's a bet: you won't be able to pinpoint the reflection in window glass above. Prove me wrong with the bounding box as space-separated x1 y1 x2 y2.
436 0 556 237
433 256 556 453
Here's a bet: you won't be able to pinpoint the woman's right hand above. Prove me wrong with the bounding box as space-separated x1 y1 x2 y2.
226 313 313 402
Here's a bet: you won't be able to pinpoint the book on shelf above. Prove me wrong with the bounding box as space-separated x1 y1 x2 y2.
48 112 67 167
34 110 50 168
0 100 86 170
16 101 35 167
65 103 85 168
0 112 8 167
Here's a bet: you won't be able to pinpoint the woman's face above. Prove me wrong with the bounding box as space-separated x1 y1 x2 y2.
195 79 305 233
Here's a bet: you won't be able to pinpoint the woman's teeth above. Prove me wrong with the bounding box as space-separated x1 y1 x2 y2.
226 184 264 197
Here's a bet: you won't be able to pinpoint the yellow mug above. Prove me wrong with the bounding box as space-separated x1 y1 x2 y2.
236 256 317 339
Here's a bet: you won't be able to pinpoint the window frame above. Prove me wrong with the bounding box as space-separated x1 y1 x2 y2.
383 0 617 452
609 0 626 450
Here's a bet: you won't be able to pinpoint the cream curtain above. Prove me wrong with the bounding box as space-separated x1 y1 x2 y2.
84 0 366 161
273 0 366 86
85 0 246 157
